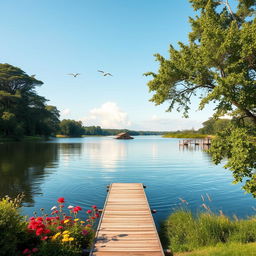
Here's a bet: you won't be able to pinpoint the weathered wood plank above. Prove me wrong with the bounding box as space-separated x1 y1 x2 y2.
90 183 164 256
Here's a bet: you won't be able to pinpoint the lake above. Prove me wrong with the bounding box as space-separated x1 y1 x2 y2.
0 136 255 225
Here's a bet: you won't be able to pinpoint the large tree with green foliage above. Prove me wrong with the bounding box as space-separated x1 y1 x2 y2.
0 64 60 138
145 0 256 196
59 119 84 137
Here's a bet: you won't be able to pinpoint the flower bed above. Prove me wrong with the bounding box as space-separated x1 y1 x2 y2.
0 195 100 256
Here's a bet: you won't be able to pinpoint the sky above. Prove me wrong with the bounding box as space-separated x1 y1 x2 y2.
0 0 221 131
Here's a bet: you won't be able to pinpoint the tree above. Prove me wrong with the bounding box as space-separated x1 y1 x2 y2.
0 63 60 138
145 0 256 196
59 119 84 137
199 117 231 134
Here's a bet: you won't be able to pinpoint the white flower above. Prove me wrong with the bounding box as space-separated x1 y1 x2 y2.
51 206 57 211
68 205 74 209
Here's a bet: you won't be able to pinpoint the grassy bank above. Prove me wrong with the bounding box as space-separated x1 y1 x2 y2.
163 133 209 139
174 242 256 256
161 210 256 255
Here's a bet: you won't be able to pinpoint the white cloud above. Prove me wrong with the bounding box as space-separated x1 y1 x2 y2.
60 108 71 117
82 102 131 129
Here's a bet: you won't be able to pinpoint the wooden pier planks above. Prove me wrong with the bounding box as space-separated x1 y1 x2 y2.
90 183 165 256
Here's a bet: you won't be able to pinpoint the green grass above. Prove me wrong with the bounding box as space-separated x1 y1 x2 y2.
161 210 256 254
174 242 256 256
163 133 209 139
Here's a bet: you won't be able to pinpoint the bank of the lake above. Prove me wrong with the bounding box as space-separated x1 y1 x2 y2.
163 133 210 139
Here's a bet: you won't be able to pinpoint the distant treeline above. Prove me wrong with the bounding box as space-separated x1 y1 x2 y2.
59 119 165 137
164 117 255 138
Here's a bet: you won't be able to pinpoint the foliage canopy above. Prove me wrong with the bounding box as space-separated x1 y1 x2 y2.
145 0 256 196
0 64 60 138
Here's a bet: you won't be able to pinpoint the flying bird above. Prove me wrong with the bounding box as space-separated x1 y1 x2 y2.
67 73 80 77
97 70 113 76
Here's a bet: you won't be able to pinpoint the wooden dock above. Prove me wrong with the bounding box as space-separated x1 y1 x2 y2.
90 183 165 256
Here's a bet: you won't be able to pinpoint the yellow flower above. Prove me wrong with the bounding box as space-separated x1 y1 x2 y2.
68 237 74 241
80 221 85 224
62 230 70 234
52 232 61 240
64 219 70 224
74 218 80 221
62 238 69 242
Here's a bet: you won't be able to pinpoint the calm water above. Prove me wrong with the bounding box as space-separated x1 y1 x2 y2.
0 136 255 225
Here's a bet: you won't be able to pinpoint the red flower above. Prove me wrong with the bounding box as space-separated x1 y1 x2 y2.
95 213 100 218
41 236 48 240
36 227 44 236
92 205 97 209
57 197 65 203
87 209 92 214
57 226 63 230
73 206 82 213
44 229 51 234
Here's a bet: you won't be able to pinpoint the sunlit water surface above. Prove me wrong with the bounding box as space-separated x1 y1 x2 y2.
0 136 255 226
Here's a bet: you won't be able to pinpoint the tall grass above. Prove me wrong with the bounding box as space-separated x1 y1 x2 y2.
161 210 256 253
163 133 208 138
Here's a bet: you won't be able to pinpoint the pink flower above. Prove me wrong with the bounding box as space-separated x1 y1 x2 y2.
57 197 65 203
51 206 57 211
82 229 88 235
68 205 74 209
92 205 97 209
22 248 31 254
41 236 48 240
95 213 100 218
32 248 39 253
87 209 92 214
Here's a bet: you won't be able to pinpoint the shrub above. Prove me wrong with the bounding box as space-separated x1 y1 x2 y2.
0 195 28 256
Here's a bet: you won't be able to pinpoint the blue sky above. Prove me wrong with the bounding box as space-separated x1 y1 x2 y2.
0 0 219 131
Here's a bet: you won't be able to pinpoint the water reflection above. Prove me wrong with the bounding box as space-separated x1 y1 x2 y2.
0 142 58 206
84 140 126 170
179 144 210 151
